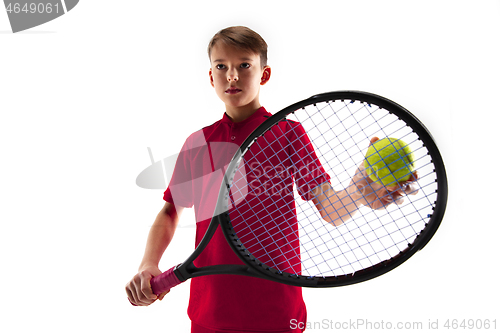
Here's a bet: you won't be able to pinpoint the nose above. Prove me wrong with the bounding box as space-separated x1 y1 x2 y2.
227 68 238 82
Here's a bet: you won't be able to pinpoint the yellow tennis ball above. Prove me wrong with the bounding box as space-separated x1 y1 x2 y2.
364 137 414 186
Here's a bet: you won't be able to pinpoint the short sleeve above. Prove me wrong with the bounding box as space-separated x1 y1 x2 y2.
287 121 331 201
163 137 195 208
163 131 206 208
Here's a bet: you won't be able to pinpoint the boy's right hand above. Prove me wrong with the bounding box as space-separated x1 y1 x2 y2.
125 266 169 306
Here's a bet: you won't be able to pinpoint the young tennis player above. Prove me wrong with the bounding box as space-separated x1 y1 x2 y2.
126 26 415 332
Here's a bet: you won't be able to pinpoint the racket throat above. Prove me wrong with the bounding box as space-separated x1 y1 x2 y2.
175 262 195 281
182 263 259 279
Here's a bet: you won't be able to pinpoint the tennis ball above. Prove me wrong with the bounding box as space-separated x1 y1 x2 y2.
364 137 414 186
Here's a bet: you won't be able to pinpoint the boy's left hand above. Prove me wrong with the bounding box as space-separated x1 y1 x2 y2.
347 138 419 210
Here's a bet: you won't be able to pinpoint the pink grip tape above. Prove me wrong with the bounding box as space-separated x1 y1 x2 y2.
150 266 183 295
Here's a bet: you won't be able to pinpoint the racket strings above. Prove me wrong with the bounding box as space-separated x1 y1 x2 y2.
227 100 437 277
296 101 418 203
289 101 377 274
305 103 436 225
232 102 418 220
230 106 406 272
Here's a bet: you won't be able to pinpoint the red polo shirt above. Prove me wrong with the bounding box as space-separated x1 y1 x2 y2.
164 107 328 332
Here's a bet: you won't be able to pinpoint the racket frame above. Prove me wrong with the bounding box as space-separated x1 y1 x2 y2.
217 91 447 287
154 90 448 293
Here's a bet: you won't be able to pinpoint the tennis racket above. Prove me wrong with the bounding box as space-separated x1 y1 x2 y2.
150 90 447 294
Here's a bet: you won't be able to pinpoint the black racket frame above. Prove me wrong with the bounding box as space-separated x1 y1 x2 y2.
172 91 448 288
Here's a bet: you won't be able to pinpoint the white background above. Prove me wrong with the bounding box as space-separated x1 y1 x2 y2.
1 1 499 332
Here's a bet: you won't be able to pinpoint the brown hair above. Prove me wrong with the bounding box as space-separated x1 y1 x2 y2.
207 26 268 67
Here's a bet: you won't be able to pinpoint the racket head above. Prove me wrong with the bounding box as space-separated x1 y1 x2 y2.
217 91 447 287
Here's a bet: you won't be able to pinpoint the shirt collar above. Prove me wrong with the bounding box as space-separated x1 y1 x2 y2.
221 107 269 125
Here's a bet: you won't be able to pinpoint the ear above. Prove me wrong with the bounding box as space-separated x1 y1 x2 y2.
209 68 214 88
260 66 271 86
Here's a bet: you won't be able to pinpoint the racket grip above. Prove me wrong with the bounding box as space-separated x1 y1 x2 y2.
150 265 183 295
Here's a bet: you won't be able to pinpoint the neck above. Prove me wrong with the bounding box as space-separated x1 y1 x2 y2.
225 102 262 123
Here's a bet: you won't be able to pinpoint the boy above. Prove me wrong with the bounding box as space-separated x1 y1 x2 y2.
127 26 308 333
126 26 415 332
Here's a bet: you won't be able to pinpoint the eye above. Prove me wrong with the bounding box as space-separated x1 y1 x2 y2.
240 63 251 69
216 64 226 70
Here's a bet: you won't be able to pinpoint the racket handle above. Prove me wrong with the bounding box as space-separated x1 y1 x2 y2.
150 265 183 295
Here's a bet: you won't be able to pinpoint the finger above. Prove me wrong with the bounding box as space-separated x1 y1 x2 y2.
381 190 395 204
128 276 155 306
385 184 399 192
406 172 419 195
365 189 388 210
126 281 147 306
405 182 419 195
158 290 170 301
125 285 138 306
369 137 379 146
372 197 389 210
396 173 418 195
390 189 405 205
127 283 147 306
371 183 386 196
140 273 158 302
386 174 414 193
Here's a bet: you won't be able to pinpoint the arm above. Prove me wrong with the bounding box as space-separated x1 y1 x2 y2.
311 135 419 226
311 163 418 227
311 182 360 227
125 201 183 306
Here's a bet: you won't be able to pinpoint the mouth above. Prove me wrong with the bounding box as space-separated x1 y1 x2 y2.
225 87 242 94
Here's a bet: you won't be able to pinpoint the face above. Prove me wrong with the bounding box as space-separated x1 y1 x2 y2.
209 43 270 117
